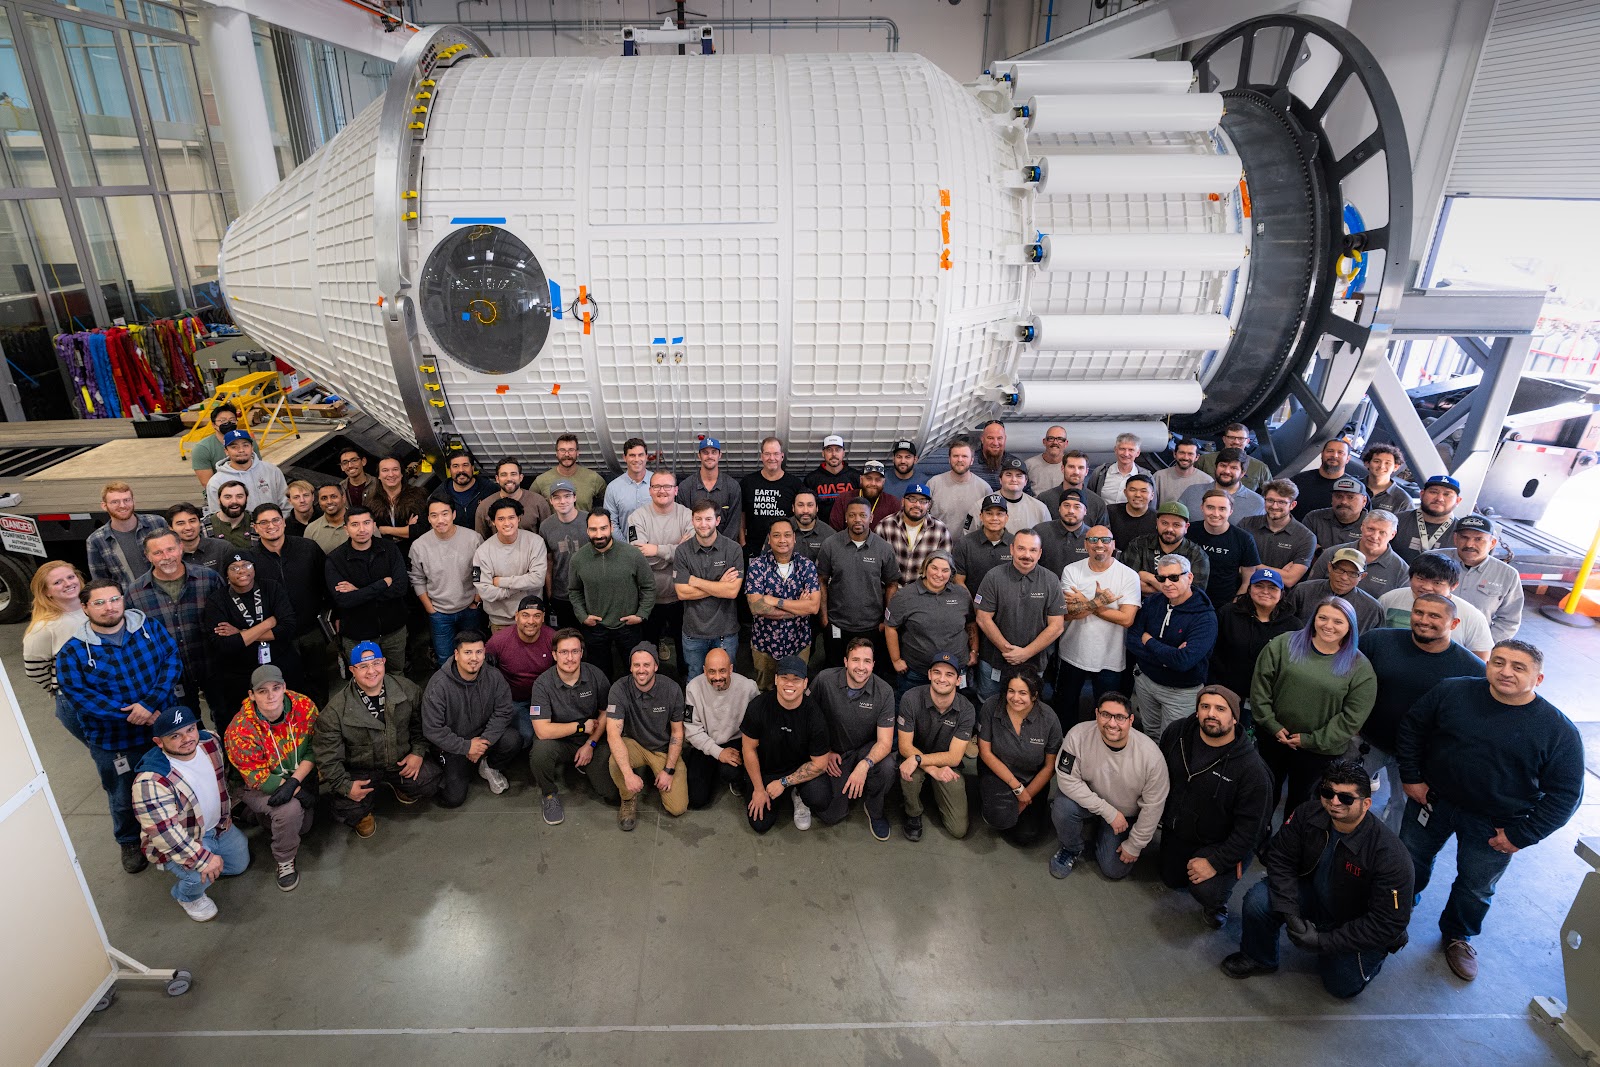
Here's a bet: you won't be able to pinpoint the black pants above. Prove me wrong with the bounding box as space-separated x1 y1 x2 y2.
1258 740 1336 819
1049 661 1125 727
826 626 894 681
746 768 832 834
644 601 684 649
685 743 744 810
437 731 524 808
583 622 644 676
978 770 1050 845
1158 833 1246 911
547 598 574 630
819 741 896 823
331 762 442 825
528 735 619 801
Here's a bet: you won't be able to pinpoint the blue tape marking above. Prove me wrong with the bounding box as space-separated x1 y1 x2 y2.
461 312 471 321
550 280 562 318
671 336 683 344
652 337 667 345
451 216 507 224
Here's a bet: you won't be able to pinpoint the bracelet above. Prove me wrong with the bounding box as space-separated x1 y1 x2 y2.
588 739 598 749
862 757 875 770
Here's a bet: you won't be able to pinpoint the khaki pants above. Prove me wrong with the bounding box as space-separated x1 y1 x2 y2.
609 737 689 816
752 645 811 691
900 767 970 839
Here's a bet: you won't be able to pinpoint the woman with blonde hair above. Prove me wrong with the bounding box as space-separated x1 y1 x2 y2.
22 560 89 746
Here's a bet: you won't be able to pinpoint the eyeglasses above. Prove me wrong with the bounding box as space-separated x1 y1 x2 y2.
255 516 284 526
88 595 123 607
1317 786 1363 805
1153 573 1186 583
1095 710 1132 723
1044 435 1067 443
1084 536 1113 544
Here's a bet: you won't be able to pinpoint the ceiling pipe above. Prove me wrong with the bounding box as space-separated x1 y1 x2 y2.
442 15 901 52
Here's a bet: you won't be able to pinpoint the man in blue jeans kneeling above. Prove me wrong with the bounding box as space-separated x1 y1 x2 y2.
133 705 251 922
1221 759 1413 998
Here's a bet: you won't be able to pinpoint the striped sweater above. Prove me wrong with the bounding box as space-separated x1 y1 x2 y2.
22 611 85 695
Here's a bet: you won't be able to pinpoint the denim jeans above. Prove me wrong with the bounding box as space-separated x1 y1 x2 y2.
681 633 738 681
895 667 929 703
86 740 146 845
164 824 251 902
1399 796 1514 941
1360 740 1405 832
1050 790 1136 879
54 692 90 749
1239 878 1387 998
428 607 487 666
975 660 1006 702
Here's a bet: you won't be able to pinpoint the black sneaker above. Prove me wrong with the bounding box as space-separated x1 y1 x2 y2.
1203 906 1228 930
276 860 299 892
121 843 148 874
1221 952 1278 979
903 816 924 842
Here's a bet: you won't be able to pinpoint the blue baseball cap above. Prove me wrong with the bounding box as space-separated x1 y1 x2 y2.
153 705 199 737
348 640 384 666
927 650 962 672
1249 567 1284 589
698 436 722 452
222 429 252 446
775 655 809 678
1424 474 1462 493
904 482 932 499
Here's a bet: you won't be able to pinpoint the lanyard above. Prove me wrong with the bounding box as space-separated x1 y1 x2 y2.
231 585 265 625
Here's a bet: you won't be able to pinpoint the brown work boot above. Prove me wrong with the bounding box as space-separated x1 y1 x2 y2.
354 814 377 839
1444 938 1478 981
389 780 418 805
618 797 638 832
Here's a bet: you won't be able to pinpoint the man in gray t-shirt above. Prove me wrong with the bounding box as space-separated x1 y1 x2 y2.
538 480 588 627
672 500 745 680
604 644 688 827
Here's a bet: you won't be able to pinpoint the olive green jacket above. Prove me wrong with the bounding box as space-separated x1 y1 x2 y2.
313 674 431 797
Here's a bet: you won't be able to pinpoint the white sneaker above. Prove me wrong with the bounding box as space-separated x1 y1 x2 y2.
792 793 813 831
479 758 509 794
179 894 218 922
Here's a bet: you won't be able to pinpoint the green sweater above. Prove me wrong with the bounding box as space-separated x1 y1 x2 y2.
1250 633 1377 755
567 541 656 627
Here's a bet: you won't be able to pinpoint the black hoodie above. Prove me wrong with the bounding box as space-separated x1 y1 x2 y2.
1158 716 1272 870
1209 596 1302 699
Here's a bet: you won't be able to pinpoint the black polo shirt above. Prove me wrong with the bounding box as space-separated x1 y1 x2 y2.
606 674 686 752
1238 514 1316 572
953 529 1011 591
808 667 896 751
897 687 977 754
815 531 900 632
883 580 972 672
529 662 610 724
973 563 1066 671
978 697 1063 779
740 690 831 775
791 519 835 562
1033 519 1089 576
672 534 744 638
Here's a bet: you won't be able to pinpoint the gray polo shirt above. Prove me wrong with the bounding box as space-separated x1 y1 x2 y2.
1442 548 1524 642
529 662 610 724
1038 484 1110 527
605 673 686 752
884 580 972 673
1238 514 1317 572
792 519 835 562
1308 541 1410 597
672 534 744 638
896 687 977 754
973 563 1067 671
808 667 896 751
1032 518 1089 576
953 529 1012 591
1287 579 1385 633
977 697 1063 779
1393 511 1457 564
815 531 900 632
1302 509 1366 559
678 470 743 540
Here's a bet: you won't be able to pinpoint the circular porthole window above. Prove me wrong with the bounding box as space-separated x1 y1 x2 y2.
418 225 551 374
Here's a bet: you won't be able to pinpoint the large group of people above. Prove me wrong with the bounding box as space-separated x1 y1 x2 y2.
19 417 1580 999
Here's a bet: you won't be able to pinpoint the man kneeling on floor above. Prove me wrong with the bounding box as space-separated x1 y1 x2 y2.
606 643 688 829
1222 759 1413 998
741 656 834 834
423 629 523 805
224 665 317 892
1049 691 1169 880
134 706 249 922
313 641 442 838
895 651 975 841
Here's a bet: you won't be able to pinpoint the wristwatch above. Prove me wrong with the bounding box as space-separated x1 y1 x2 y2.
779 775 790 788
914 753 923 766
1011 784 1026 797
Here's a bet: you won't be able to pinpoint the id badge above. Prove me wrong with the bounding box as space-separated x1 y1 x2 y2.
113 754 131 775
831 625 842 640
958 672 969 689
983 662 1001 682
173 682 186 699
258 643 272 665
1417 804 1431 827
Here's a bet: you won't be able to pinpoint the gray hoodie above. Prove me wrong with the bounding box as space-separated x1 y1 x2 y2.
420 658 517 756
206 454 288 513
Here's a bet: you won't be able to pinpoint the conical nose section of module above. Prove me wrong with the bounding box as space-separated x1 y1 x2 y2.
219 102 405 437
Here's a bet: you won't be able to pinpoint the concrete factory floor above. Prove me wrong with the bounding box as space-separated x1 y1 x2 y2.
11 595 1600 1066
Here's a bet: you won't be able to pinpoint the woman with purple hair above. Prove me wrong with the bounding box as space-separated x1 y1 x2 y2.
1250 596 1377 819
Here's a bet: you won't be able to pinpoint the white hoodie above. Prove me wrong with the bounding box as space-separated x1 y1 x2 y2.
207 454 288 515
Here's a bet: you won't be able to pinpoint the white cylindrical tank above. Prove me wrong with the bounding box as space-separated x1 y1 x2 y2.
219 30 1249 468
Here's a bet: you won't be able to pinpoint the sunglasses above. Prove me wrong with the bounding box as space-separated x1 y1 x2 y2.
1318 786 1364 806
1084 536 1113 544
1153 573 1186 583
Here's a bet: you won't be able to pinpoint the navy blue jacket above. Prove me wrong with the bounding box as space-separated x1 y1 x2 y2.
1125 589 1217 688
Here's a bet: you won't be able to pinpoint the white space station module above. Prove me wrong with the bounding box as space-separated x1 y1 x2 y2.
218 17 1407 471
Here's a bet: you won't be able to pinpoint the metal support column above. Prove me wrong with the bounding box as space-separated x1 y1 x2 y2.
198 1 282 213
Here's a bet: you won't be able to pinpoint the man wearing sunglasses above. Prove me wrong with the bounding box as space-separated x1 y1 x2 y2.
1222 759 1413 998
1125 555 1217 740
